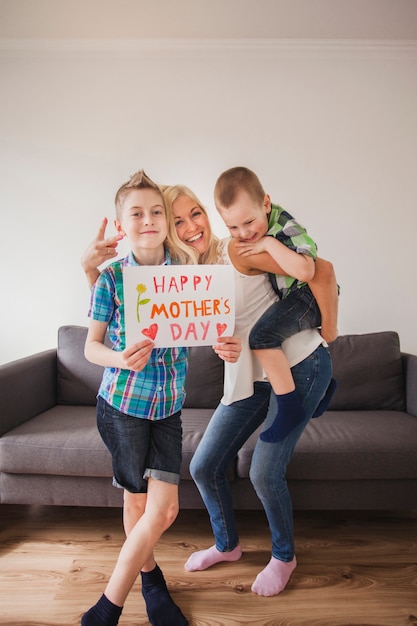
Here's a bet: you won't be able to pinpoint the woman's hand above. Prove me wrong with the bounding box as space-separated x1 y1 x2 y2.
81 217 121 270
81 217 123 287
213 335 242 363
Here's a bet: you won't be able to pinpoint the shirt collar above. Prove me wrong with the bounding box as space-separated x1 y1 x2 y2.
126 248 170 266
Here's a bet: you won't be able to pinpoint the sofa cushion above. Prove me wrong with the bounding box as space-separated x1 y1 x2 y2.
57 326 104 406
235 411 417 480
328 331 405 411
0 406 112 476
287 411 417 480
0 405 223 481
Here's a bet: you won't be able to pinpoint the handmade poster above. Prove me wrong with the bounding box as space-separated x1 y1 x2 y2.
123 264 235 348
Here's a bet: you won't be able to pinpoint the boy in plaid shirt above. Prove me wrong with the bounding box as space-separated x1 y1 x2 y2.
82 169 197 626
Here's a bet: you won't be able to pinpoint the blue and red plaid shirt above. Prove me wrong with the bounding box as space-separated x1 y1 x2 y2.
88 250 188 420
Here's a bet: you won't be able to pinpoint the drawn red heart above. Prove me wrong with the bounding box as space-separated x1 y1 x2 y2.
142 324 158 340
216 323 227 336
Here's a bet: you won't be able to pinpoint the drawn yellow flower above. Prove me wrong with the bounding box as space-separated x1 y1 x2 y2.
135 284 150 323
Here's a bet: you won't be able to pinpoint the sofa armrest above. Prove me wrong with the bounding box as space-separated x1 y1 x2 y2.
402 352 417 418
0 349 57 435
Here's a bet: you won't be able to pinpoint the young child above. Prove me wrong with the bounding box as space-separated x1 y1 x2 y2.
214 166 337 443
82 170 198 626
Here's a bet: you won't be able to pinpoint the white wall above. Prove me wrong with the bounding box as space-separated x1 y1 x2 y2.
1 39 417 364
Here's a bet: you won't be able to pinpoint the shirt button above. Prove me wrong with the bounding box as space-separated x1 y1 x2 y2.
158 386 163 391
158 358 163 363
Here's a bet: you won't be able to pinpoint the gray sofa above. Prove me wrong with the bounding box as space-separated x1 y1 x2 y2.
1 327 417 510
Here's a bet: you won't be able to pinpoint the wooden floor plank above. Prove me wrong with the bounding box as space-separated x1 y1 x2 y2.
0 506 416 625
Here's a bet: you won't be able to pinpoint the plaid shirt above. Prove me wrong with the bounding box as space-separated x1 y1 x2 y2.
88 250 188 420
267 204 317 298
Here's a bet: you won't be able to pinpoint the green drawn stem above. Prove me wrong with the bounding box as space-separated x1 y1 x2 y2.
136 296 150 323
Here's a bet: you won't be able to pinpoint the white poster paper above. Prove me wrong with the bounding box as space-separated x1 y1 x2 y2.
123 264 235 348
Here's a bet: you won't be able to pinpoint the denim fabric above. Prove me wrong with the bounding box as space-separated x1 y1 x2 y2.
249 284 321 349
250 345 332 560
190 381 271 551
190 345 332 558
97 396 182 493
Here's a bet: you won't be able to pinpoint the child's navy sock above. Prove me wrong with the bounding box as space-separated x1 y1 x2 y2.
81 593 122 626
141 564 188 626
312 378 338 418
260 389 306 443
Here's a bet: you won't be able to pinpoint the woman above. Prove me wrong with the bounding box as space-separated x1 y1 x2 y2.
82 183 337 597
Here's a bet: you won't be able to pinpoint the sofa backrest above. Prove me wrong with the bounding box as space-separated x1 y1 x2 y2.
57 326 405 412
57 326 101 405
328 331 405 411
57 325 224 408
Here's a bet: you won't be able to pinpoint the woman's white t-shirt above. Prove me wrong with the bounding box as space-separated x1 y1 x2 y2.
217 238 325 405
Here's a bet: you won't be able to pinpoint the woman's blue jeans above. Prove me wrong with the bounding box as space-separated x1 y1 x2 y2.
189 344 332 562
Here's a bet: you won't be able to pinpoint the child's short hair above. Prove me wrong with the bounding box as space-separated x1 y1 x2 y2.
115 169 161 220
214 166 265 208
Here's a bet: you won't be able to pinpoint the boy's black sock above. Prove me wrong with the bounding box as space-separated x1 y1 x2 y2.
141 564 188 626
81 593 122 626
312 378 338 418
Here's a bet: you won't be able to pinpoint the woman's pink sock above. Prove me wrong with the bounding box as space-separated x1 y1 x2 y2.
184 544 242 571
251 556 297 596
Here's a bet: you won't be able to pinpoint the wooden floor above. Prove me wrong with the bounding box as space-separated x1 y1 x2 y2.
0 505 416 626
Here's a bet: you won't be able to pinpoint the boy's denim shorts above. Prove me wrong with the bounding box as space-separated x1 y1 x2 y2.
96 396 182 493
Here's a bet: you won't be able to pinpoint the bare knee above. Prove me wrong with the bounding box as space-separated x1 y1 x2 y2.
156 500 179 531
146 480 179 532
123 491 147 535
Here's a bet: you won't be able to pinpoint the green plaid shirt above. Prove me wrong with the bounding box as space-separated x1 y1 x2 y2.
267 204 317 298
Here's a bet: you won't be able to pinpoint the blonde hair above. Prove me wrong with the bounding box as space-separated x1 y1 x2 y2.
115 170 198 265
214 166 265 209
163 185 219 265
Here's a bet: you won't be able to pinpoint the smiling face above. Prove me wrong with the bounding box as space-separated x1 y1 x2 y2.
172 194 212 257
217 190 271 243
115 188 168 261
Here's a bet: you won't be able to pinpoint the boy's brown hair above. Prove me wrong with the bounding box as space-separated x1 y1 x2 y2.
214 166 265 209
115 169 161 220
